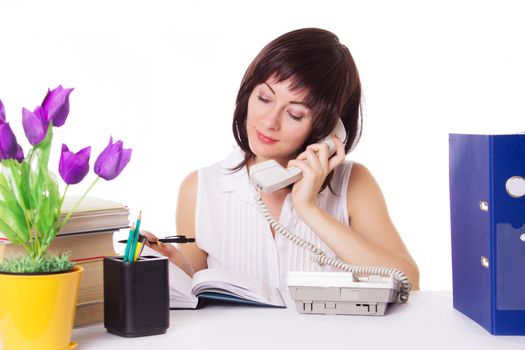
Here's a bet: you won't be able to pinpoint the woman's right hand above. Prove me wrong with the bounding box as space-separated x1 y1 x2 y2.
141 230 195 277
141 230 179 258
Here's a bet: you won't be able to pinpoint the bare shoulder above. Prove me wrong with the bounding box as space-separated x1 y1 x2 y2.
348 162 380 194
179 170 198 199
176 170 198 233
349 162 371 180
347 162 387 215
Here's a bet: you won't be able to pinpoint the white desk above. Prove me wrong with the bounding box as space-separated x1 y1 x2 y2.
73 291 525 349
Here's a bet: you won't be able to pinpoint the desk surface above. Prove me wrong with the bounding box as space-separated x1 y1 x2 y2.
73 291 525 349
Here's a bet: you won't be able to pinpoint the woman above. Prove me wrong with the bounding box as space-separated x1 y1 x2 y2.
144 28 420 290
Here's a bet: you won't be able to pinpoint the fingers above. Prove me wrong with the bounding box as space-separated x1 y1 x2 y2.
300 138 339 174
287 158 311 177
141 230 158 245
305 142 329 173
292 151 320 180
302 148 323 173
140 230 168 253
327 135 345 172
136 230 183 260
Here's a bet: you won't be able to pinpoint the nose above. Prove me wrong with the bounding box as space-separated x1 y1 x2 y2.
261 105 281 130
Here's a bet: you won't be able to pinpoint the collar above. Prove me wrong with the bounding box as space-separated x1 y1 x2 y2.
218 148 258 204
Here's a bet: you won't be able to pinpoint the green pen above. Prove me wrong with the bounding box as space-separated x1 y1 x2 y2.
128 211 142 262
123 222 135 262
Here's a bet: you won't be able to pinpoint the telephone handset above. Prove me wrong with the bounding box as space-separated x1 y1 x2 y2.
250 118 347 192
249 118 411 315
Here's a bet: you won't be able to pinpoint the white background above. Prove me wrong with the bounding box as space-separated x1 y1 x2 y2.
1 0 524 290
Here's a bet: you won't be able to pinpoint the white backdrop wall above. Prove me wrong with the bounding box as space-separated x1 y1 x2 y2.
1 0 524 290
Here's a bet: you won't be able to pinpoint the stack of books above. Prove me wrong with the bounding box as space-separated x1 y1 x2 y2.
0 196 129 327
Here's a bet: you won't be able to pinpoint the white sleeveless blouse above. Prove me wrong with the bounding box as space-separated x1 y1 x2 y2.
196 148 353 290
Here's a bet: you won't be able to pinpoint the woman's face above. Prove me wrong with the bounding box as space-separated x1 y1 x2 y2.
246 78 312 166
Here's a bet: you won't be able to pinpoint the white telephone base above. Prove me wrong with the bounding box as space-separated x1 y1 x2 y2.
287 271 400 316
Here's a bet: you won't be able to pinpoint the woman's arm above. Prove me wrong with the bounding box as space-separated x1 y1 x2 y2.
175 171 208 275
295 162 420 290
143 170 208 277
288 136 419 289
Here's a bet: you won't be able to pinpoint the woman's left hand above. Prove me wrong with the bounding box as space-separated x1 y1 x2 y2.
288 134 345 217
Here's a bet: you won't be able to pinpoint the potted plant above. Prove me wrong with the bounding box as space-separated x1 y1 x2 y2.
0 86 131 350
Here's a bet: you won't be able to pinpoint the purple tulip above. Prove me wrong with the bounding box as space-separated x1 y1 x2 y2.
0 99 5 123
0 100 22 161
94 137 132 180
0 122 19 160
15 145 24 162
42 85 74 127
59 144 91 185
22 106 48 145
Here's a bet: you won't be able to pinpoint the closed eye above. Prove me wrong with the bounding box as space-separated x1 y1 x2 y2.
257 94 271 103
288 112 303 121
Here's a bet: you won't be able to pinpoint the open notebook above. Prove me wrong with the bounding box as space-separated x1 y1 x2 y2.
141 246 285 309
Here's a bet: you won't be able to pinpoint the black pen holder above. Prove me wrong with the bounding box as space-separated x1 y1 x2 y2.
103 255 169 337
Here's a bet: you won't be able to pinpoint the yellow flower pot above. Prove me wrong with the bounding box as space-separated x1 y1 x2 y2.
0 265 83 350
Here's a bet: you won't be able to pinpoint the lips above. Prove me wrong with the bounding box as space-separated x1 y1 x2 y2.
256 130 278 144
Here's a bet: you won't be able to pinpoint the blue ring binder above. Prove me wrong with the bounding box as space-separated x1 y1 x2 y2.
449 133 525 335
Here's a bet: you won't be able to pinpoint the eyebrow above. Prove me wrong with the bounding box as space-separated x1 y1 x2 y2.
263 82 307 106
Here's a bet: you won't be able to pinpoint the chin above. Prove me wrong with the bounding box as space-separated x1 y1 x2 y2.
247 135 294 162
248 142 276 160
250 147 273 159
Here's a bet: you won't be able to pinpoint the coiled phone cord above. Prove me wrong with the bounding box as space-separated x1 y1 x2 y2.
254 189 411 303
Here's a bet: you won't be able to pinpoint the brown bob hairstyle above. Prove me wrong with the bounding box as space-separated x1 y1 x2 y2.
232 28 363 192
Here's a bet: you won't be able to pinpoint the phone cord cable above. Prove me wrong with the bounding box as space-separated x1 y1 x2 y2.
254 189 411 303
